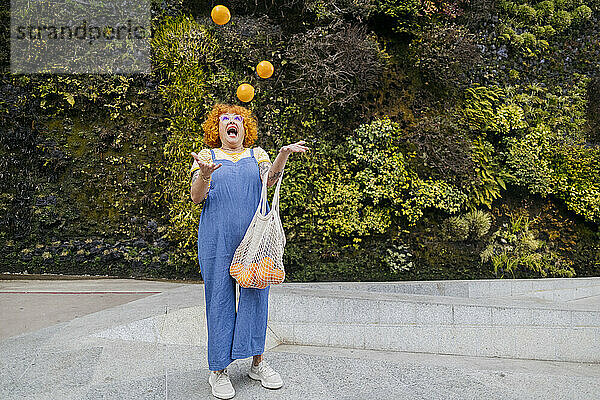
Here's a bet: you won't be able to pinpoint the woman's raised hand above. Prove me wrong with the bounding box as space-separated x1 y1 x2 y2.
280 140 310 155
191 152 222 178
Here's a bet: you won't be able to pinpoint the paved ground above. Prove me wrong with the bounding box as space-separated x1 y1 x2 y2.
0 278 177 340
1 277 599 400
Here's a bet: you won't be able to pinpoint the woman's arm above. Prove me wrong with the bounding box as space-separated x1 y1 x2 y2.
259 141 310 188
259 153 286 188
190 152 222 203
190 169 211 203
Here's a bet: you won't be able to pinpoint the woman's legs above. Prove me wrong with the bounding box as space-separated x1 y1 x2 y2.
231 285 270 359
203 271 237 371
213 355 261 371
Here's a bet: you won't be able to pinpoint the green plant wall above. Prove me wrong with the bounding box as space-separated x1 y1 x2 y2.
1 0 599 281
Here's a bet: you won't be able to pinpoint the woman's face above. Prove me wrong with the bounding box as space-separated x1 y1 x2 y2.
218 113 245 148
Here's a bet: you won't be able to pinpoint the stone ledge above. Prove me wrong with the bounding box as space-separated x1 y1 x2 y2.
266 278 600 363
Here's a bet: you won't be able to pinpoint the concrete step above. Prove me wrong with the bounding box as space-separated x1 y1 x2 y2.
272 278 600 300
267 279 600 363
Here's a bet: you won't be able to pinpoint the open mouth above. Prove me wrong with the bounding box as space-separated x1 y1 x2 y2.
226 125 238 138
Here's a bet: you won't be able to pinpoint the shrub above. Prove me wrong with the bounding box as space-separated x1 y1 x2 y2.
409 22 482 90
537 39 550 52
405 178 468 220
500 78 599 223
373 0 423 34
418 0 467 19
587 76 600 143
462 85 506 134
384 243 414 273
406 113 476 188
463 209 492 239
544 24 557 37
468 138 510 209
443 215 470 241
305 0 377 24
281 24 388 111
532 25 545 37
208 14 284 76
571 5 592 23
346 117 467 225
498 0 517 14
551 144 600 223
516 4 538 22
443 209 492 241
534 0 555 21
550 10 572 32
553 0 571 9
498 24 516 42
495 103 528 134
505 124 556 196
480 212 576 278
520 32 537 48
512 33 525 47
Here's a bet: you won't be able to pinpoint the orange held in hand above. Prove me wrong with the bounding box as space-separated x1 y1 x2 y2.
211 5 231 25
237 83 255 102
256 61 274 79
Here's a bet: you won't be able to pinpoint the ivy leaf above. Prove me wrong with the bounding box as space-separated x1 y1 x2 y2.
64 93 75 107
497 177 506 190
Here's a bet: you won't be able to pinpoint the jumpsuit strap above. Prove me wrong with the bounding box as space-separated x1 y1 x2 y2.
210 149 216 162
250 148 255 159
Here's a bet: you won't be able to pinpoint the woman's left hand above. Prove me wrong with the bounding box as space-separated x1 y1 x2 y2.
280 140 310 155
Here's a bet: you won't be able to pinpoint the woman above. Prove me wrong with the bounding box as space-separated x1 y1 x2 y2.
190 103 309 399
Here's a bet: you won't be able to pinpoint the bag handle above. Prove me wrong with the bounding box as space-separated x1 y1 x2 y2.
257 167 284 216
271 169 284 212
258 171 268 216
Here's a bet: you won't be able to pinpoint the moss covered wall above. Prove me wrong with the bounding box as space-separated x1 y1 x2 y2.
1 0 599 281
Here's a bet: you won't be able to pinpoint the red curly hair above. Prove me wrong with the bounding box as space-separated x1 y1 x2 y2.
201 103 258 148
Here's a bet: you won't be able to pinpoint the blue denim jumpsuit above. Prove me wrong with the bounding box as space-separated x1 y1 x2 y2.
197 148 270 371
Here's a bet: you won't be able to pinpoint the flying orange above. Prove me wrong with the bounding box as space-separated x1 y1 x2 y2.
237 83 255 102
256 61 274 79
211 5 231 25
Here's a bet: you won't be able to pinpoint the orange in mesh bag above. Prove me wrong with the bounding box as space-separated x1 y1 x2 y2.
257 256 285 285
230 169 286 289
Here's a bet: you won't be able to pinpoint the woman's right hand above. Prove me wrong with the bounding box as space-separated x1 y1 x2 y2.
191 152 222 179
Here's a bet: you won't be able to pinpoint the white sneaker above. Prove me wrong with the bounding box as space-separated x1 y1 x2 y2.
208 368 235 399
248 360 283 389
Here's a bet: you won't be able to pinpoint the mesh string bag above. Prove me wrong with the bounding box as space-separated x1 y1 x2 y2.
230 169 286 288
